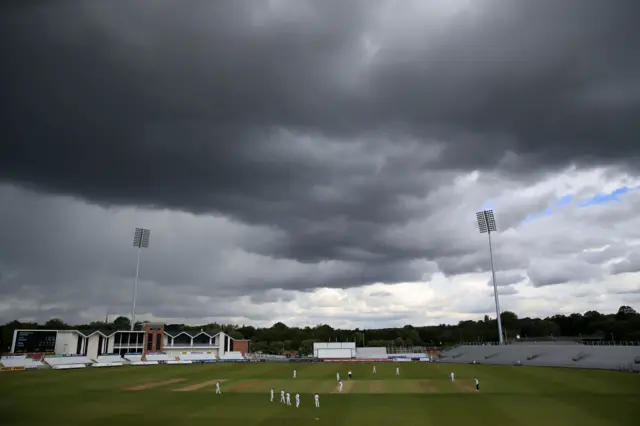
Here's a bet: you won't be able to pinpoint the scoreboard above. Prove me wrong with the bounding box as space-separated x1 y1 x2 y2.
13 330 57 353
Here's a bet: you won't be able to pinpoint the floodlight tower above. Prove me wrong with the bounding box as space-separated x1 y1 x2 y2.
476 210 504 345
131 228 151 331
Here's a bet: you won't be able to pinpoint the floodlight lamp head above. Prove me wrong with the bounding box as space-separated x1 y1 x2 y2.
476 210 497 234
133 228 151 248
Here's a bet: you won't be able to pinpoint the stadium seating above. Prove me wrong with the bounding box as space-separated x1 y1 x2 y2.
145 353 174 362
44 355 93 369
95 355 125 364
0 355 45 369
245 353 288 361
221 351 244 360
439 344 640 370
124 354 143 362
178 352 218 361
355 347 388 359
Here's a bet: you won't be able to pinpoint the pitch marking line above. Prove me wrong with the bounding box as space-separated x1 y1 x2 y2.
123 378 186 391
173 379 228 392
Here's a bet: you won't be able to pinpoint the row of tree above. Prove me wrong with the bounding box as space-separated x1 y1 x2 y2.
1 306 638 354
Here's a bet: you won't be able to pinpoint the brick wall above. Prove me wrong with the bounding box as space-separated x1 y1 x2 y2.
233 340 249 356
143 324 165 355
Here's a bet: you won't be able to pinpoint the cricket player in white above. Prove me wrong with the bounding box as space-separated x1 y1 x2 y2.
314 393 320 408
215 381 221 394
372 365 376 373
280 388 285 403
396 366 400 376
295 393 300 407
336 372 340 382
475 378 480 392
293 369 297 379
286 392 291 406
450 372 455 382
270 388 274 402
339 380 343 393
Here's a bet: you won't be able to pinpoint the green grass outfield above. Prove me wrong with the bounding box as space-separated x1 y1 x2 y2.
1 362 639 426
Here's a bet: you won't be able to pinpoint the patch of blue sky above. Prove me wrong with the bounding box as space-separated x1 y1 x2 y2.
577 185 640 207
521 186 638 223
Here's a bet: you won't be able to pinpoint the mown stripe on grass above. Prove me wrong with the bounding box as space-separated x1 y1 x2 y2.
229 380 264 392
173 379 227 392
123 378 186 391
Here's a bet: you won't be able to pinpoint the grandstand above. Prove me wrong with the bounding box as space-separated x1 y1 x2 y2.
7 323 250 361
0 355 45 369
439 343 640 371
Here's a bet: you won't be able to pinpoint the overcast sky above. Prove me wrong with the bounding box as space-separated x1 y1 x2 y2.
1 0 640 329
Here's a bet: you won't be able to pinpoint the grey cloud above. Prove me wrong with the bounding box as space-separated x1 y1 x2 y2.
613 288 640 295
370 291 393 298
2 1 639 221
527 258 603 287
578 245 630 265
497 286 519 296
610 252 640 275
248 290 297 304
487 273 525 287
1 1 640 325
436 246 528 277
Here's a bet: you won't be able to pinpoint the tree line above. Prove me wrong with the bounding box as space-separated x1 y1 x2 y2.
1 305 638 354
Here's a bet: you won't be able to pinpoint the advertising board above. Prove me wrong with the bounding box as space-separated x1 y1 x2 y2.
0 366 26 372
323 358 391 363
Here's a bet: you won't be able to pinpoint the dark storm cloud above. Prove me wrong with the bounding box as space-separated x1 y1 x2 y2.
1 0 639 305
2 0 639 207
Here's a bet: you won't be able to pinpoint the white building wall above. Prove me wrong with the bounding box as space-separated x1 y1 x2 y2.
166 348 219 357
107 336 115 354
55 331 78 355
86 335 100 359
218 333 227 358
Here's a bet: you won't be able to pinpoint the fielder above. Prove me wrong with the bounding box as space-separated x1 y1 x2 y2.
396 366 400 376
280 388 285 403
295 393 300 408
270 388 274 402
372 365 377 373
475 378 480 392
314 393 320 408
339 380 343 393
286 392 291 406
450 372 455 382
293 369 297 379
215 381 221 394
336 372 340 382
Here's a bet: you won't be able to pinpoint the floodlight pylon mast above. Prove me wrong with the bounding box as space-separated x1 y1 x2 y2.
476 210 504 345
131 228 151 331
